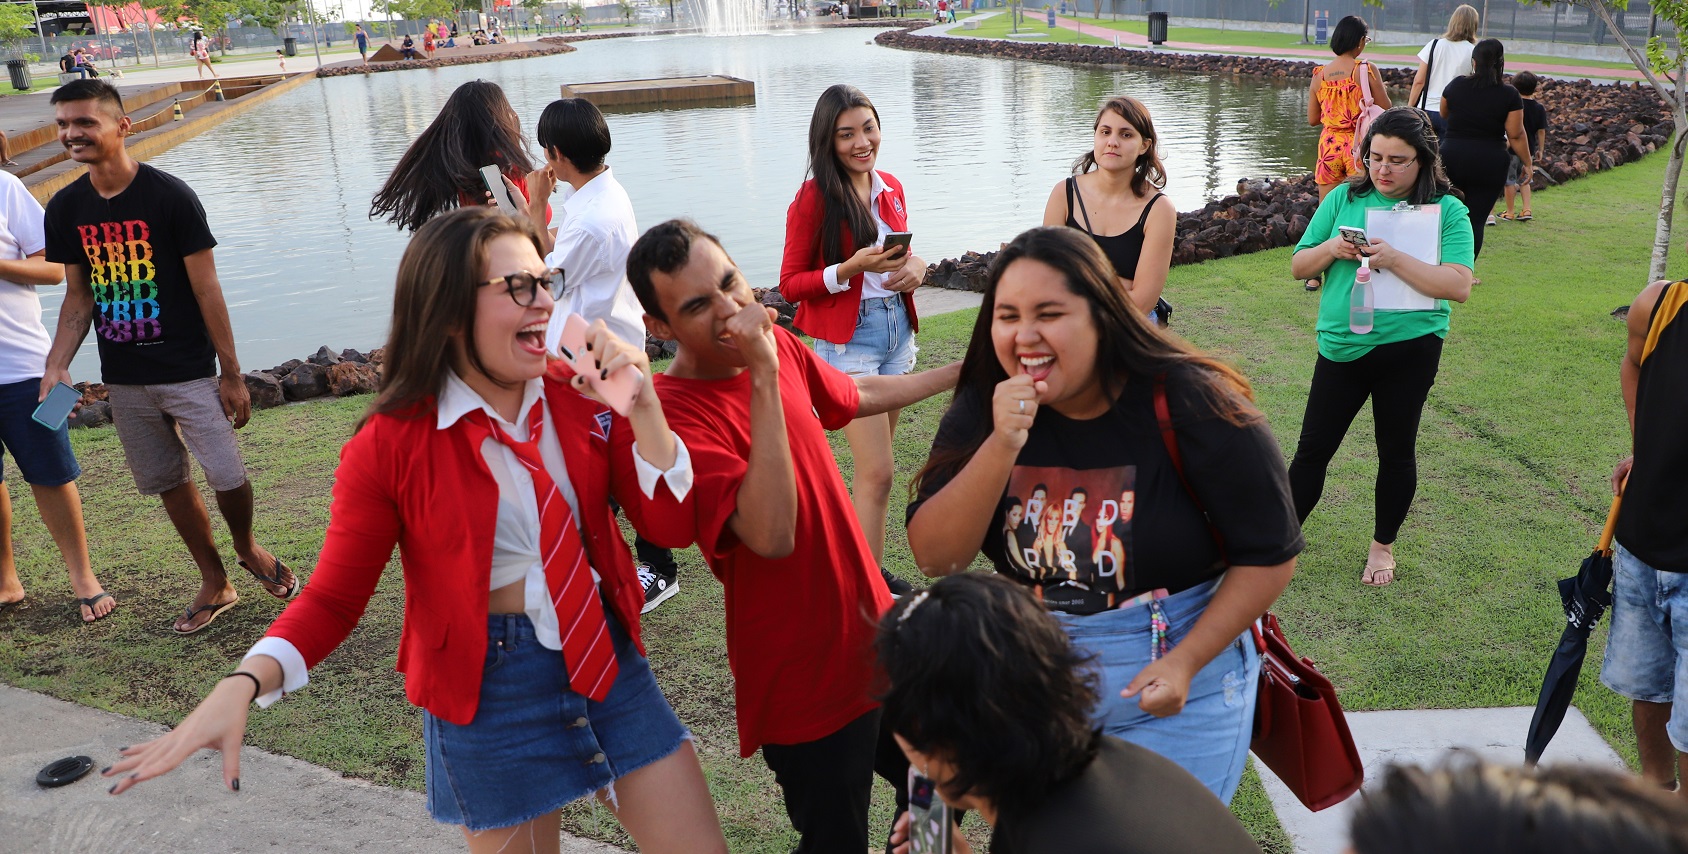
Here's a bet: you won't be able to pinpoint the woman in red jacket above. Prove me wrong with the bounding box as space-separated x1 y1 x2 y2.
100 208 727 854
780 84 927 575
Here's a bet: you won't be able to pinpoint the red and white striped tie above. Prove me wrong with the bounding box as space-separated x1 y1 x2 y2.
473 404 618 702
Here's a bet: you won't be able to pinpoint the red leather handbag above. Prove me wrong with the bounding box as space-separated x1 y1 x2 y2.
1153 376 1364 812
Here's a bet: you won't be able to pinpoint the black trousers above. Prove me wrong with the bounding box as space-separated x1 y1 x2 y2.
1440 136 1509 259
1288 334 1444 546
634 536 676 581
760 709 910 854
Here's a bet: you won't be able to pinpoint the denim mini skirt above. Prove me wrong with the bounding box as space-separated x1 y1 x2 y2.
423 611 691 831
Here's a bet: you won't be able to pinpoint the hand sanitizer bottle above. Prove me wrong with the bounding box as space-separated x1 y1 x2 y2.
1350 257 1374 334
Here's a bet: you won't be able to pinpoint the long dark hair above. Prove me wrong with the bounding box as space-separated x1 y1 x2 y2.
1072 95 1166 199
363 207 544 427
1470 38 1505 87
877 573 1101 825
911 227 1257 500
369 80 535 233
805 84 880 266
1347 107 1460 205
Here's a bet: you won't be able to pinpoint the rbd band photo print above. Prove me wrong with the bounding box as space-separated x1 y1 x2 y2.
1000 464 1136 611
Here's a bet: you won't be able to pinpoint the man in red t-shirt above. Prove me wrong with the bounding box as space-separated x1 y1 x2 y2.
626 219 960 852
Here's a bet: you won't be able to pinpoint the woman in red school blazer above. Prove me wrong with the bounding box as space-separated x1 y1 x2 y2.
102 209 727 854
779 83 926 574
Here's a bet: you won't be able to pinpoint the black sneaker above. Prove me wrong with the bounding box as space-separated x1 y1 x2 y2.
880 566 914 600
638 564 678 614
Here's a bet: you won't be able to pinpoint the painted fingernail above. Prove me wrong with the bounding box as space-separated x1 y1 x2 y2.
118 746 129 752
585 342 593 351
100 766 111 775
129 773 138 780
232 778 240 791
108 783 117 794
599 369 608 381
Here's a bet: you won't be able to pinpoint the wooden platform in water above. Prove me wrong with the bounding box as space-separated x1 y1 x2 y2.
560 75 755 109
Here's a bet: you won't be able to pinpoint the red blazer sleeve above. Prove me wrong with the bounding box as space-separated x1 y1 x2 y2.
265 424 401 669
779 181 837 305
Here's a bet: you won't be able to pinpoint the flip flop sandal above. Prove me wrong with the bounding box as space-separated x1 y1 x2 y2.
1305 277 1322 292
239 557 300 601
1519 211 1533 221
1497 212 1516 221
77 591 115 622
1362 559 1397 586
37 756 94 788
172 597 238 635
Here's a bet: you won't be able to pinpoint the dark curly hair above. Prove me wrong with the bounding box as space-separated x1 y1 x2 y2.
876 573 1101 825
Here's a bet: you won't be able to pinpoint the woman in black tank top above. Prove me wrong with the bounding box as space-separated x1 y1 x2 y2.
1043 95 1175 325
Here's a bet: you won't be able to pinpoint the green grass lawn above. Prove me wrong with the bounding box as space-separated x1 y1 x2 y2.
2 149 1681 849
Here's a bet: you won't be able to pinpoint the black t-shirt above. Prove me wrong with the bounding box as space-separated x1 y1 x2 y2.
1440 77 1523 142
910 368 1304 610
44 164 218 385
1521 98 1548 156
990 736 1262 854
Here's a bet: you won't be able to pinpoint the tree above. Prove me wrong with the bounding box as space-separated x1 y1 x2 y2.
616 0 635 24
373 0 454 33
0 3 35 60
520 0 546 29
184 0 241 53
1544 1 1686 282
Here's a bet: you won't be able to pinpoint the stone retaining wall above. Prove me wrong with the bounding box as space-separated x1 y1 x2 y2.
315 43 573 77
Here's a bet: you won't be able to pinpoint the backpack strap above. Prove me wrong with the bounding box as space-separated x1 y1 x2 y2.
1416 39 1438 110
1358 60 1376 109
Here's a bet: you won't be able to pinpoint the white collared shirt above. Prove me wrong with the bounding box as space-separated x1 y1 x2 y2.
543 167 647 354
822 170 896 300
243 370 692 707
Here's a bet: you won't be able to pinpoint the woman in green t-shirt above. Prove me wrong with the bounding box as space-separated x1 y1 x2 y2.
1288 108 1475 586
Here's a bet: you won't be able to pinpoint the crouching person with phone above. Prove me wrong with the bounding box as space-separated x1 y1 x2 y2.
100 208 728 854
0 168 113 622
881 574 1262 854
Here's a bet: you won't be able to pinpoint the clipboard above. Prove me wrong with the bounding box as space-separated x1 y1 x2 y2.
1364 206 1442 311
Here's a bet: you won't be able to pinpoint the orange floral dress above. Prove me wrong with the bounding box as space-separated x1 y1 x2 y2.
1315 64 1366 185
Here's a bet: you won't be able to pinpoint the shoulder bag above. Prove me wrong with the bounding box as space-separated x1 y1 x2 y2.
1153 375 1364 813
1415 39 1439 111
1353 61 1386 164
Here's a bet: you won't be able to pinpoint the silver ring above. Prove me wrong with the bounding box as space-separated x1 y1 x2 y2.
1018 399 1025 414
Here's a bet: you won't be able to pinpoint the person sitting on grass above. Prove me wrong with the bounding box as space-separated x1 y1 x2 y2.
880 573 1262 854
625 218 961 852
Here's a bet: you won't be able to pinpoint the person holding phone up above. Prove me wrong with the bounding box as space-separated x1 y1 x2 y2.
780 84 926 590
1288 108 1474 587
0 168 114 623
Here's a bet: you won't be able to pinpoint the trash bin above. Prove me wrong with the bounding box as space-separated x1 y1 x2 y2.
1147 11 1168 44
283 37 298 56
6 59 31 91
1046 5 1056 27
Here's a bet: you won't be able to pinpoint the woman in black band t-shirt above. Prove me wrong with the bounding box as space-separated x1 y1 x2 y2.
906 227 1302 803
1042 96 1176 326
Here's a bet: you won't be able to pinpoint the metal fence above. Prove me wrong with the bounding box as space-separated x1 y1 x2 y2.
1056 0 1670 49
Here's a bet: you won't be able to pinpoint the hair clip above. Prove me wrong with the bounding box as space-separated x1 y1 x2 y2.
896 589 932 625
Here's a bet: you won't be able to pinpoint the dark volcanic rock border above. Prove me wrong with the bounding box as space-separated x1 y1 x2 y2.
315 43 573 77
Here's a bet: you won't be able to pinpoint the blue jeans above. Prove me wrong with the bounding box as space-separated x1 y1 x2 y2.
814 296 916 377
424 611 691 830
1602 542 1688 752
1056 577 1259 803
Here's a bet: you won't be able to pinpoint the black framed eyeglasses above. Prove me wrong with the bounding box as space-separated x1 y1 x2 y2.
481 268 561 307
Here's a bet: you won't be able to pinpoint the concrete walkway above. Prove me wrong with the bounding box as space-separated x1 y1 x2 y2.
1258 706 1626 854
0 684 618 854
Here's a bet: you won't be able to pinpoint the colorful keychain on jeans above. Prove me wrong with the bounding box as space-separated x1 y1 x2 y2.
1149 600 1171 661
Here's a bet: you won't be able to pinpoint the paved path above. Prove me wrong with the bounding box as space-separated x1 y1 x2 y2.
0 684 618 854
1258 706 1626 854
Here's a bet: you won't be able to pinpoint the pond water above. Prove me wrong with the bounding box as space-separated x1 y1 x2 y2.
46 27 1318 380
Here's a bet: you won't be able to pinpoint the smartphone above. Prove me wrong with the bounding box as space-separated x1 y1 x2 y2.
480 164 520 215
883 231 913 259
1337 226 1371 248
557 313 642 416
32 382 80 431
906 768 953 854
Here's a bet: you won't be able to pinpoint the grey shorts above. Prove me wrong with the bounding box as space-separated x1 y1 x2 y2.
106 378 248 495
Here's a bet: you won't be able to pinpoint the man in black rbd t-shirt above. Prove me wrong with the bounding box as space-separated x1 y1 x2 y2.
39 80 296 636
1059 486 1095 581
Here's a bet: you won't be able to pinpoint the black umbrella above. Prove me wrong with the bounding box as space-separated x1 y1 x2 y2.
1524 492 1623 766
